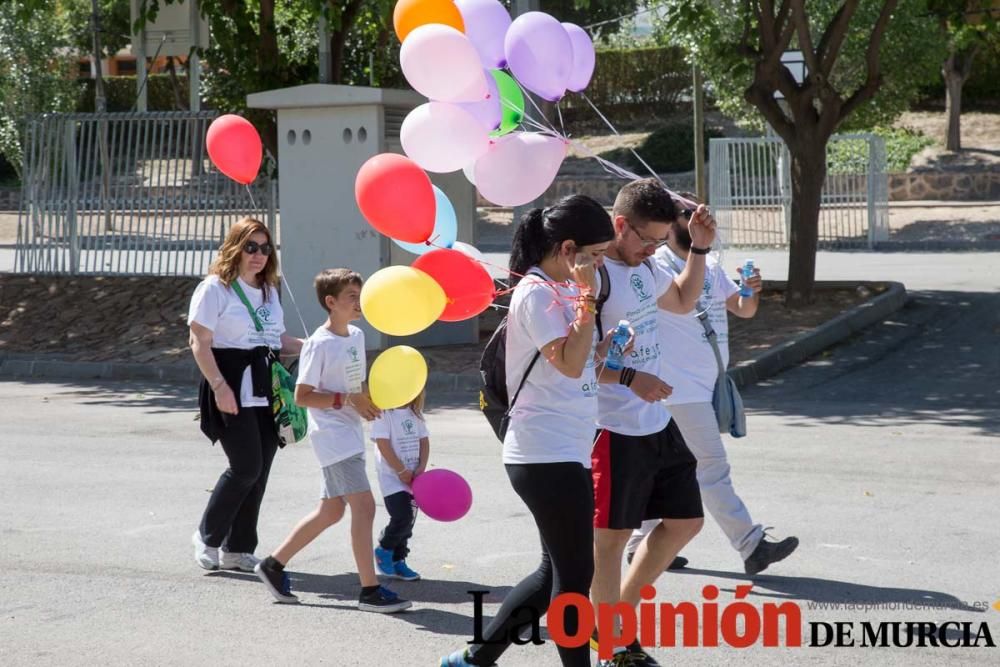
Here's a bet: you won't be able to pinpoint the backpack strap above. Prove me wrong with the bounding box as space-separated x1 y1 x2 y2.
230 280 264 332
595 258 654 340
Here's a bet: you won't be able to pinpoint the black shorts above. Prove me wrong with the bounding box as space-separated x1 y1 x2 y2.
591 419 703 529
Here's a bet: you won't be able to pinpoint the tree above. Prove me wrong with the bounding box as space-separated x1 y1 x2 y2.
541 0 640 38
64 0 132 60
655 0 943 305
0 1 78 180
929 1 1000 151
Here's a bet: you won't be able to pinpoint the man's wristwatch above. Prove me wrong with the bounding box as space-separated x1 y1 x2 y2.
331 392 343 410
690 246 711 255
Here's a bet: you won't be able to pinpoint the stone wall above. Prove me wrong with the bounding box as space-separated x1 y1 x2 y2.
888 170 1000 201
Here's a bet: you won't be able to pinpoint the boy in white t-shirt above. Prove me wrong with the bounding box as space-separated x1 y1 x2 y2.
371 390 430 582
254 268 411 613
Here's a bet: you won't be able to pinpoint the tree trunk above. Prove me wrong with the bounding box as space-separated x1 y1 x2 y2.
943 48 976 152
785 142 827 307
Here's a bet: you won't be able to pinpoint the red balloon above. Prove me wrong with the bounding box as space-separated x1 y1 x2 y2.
355 154 435 243
412 248 495 322
206 115 262 185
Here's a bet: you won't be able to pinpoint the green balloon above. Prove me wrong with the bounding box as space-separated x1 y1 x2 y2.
490 70 524 137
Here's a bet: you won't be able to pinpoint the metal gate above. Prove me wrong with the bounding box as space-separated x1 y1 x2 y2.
14 111 275 276
709 134 888 249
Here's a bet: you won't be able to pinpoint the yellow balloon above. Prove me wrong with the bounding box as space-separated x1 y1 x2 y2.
369 345 428 409
361 265 446 336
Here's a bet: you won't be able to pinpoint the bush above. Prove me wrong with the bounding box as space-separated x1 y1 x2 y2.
76 74 191 113
919 44 1000 107
601 122 725 174
0 152 17 186
827 127 933 174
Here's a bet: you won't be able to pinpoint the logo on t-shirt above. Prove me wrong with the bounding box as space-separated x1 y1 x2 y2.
348 346 360 363
703 278 712 295
255 305 273 322
630 274 651 301
402 418 415 435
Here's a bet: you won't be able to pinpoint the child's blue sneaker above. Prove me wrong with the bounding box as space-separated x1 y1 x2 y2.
440 649 479 666
393 559 420 581
374 546 395 577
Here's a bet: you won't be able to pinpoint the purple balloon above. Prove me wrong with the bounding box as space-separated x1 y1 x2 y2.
456 0 512 69
562 23 595 93
457 69 502 132
504 12 573 102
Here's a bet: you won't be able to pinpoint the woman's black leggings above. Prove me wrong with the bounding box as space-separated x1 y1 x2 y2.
469 462 595 667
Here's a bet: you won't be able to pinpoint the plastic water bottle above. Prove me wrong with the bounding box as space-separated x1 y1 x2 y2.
740 259 755 297
605 320 631 371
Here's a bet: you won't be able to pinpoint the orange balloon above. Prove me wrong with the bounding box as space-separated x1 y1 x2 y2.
393 0 465 43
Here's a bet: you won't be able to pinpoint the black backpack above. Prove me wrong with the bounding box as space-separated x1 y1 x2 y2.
478 260 652 442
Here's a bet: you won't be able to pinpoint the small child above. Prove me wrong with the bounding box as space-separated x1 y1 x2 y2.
371 389 430 582
254 268 411 613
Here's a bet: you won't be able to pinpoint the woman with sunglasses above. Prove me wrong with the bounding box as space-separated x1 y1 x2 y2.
187 217 303 572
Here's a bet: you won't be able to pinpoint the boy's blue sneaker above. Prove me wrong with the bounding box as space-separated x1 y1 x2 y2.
374 546 395 577
392 559 421 581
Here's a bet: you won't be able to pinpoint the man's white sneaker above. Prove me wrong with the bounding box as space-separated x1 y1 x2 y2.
220 551 262 572
192 530 219 570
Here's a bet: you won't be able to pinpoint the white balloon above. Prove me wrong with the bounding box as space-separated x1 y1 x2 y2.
452 241 505 279
474 132 567 207
401 102 490 173
462 162 477 186
400 24 489 103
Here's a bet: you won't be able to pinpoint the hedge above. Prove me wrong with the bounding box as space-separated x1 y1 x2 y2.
76 74 191 113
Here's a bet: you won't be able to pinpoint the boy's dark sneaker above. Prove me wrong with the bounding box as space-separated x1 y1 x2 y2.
744 535 799 575
625 551 689 571
253 558 299 604
358 585 412 613
625 641 660 666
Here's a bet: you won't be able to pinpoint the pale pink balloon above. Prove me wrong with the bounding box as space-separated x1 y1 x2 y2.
562 23 596 92
474 132 567 207
400 25 489 103
401 102 490 173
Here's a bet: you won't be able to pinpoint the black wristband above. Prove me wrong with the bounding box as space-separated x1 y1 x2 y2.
690 246 711 255
619 367 636 387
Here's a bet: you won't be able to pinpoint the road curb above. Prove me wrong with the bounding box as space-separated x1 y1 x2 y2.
1 281 906 391
728 280 908 388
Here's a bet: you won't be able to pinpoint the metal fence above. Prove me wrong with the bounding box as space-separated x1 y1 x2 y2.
14 111 275 276
709 134 888 249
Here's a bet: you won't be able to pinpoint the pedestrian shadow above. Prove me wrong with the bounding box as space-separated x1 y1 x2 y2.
673 568 986 613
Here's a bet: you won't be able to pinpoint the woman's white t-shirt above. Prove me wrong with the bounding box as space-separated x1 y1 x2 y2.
653 246 740 404
370 408 429 496
297 325 367 468
502 268 599 467
187 275 285 407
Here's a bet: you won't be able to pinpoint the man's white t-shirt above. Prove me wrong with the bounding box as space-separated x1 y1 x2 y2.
654 246 740 405
297 324 367 467
503 269 599 467
187 275 285 407
595 257 673 436
370 408 429 496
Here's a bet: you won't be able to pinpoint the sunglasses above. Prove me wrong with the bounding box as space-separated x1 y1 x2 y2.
681 208 696 219
626 220 669 249
243 240 273 256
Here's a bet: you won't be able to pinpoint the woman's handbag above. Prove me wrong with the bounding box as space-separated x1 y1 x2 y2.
231 282 308 445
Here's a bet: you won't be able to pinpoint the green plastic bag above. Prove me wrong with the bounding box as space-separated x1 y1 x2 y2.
271 361 308 445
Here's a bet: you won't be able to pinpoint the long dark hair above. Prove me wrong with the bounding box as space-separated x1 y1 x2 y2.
508 195 614 280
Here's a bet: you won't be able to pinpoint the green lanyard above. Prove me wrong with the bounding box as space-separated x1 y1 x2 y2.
230 280 265 332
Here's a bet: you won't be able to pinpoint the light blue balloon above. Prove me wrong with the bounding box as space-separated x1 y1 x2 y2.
394 185 458 256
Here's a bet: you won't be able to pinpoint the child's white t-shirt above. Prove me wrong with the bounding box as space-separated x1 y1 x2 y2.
297 324 367 467
187 275 285 407
502 269 599 467
370 408 429 496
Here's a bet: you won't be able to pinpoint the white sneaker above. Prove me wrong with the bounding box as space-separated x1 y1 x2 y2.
192 530 219 570
220 551 261 572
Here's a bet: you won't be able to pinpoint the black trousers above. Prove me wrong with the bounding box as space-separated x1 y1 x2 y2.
379 491 418 561
469 462 595 667
199 406 278 553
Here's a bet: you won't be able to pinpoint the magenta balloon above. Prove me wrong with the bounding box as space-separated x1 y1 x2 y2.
400 24 489 103
504 12 572 102
455 0 512 68
562 23 595 93
412 469 472 522
474 132 567 207
457 69 502 132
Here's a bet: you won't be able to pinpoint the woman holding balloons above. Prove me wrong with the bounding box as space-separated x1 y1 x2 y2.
441 195 617 667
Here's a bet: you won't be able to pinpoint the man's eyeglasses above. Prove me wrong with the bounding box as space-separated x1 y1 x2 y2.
243 240 274 256
625 220 668 249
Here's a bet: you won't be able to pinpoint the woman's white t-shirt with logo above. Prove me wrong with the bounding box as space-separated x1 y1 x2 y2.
595 257 674 436
653 246 740 404
370 408 429 496
297 324 367 468
187 275 285 407
503 268 599 467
